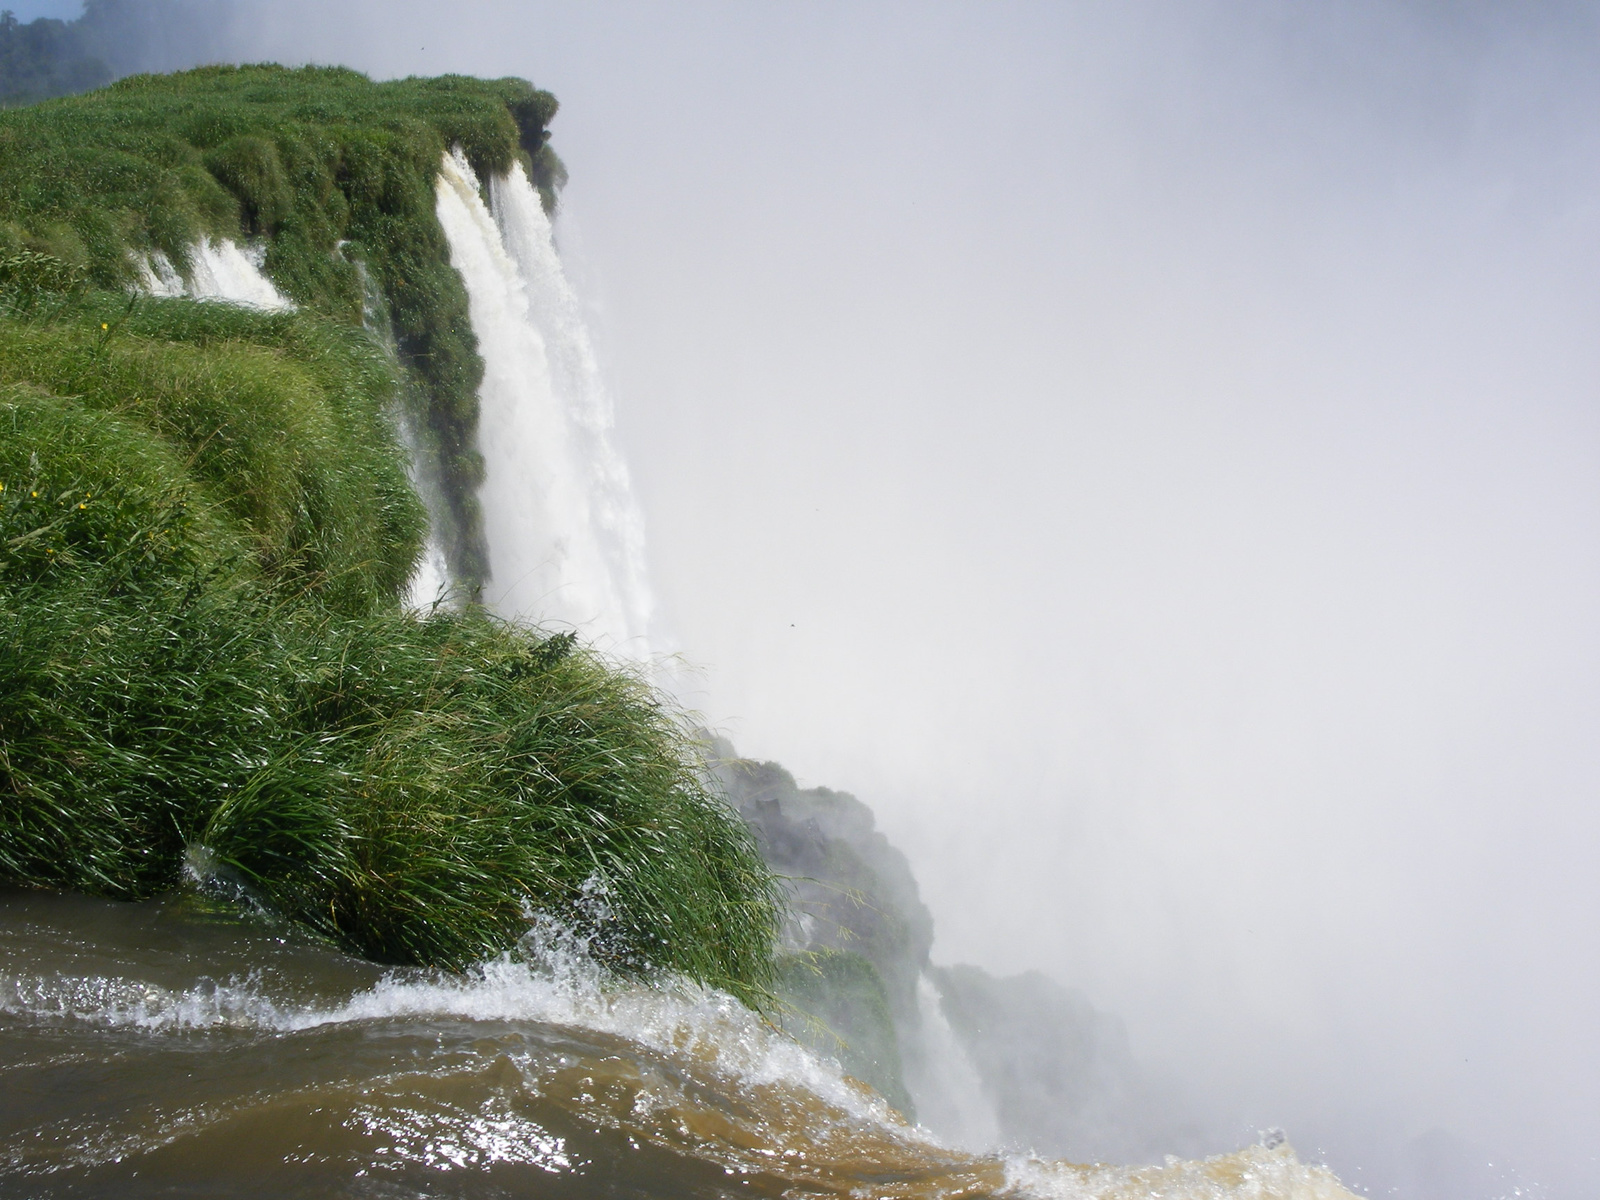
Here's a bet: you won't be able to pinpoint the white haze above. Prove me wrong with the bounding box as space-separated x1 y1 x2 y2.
226 2 1599 1194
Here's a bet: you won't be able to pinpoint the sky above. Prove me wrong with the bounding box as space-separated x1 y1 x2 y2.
116 2 1600 1194
4 2 83 17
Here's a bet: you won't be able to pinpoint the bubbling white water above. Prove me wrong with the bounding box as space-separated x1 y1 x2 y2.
0 919 903 1135
433 149 652 651
1005 1144 1359 1200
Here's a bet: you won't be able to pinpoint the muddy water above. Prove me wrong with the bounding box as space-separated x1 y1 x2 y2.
0 890 1356 1199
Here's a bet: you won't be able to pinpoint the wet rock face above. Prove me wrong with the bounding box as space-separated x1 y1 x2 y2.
708 747 931 1112
714 743 1207 1161
710 748 934 1021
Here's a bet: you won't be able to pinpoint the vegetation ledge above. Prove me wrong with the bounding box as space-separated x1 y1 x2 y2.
0 65 782 1007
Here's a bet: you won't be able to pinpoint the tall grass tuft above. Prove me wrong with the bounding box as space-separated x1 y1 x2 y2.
0 301 426 612
0 525 781 1005
0 311 782 1005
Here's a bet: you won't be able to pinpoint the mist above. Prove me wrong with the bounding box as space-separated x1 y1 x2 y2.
170 1 1600 1193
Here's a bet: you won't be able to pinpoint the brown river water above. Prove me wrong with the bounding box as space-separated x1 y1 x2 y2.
0 890 1358 1199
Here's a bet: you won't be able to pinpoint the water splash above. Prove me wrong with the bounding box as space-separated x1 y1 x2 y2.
0 917 896 1130
0 894 1361 1197
434 149 652 650
1006 1143 1359 1200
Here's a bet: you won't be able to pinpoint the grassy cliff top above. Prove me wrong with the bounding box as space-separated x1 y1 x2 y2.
0 63 567 587
0 67 786 1006
0 62 557 297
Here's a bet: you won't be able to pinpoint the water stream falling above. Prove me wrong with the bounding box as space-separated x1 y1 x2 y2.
906 973 1004 1152
134 238 293 311
434 149 652 650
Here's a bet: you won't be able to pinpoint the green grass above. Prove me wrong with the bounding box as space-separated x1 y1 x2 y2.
0 299 425 612
0 369 782 1002
0 562 781 1002
0 63 566 589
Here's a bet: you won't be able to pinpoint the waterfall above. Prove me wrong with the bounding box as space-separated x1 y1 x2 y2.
434 149 653 651
186 239 293 310
134 238 292 311
348 255 455 613
906 972 1004 1151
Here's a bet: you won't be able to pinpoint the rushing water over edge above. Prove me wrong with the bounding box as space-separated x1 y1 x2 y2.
0 891 1358 1199
434 150 653 651
905 974 1003 1152
133 238 294 311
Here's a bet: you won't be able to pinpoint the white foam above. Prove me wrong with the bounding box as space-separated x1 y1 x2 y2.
0 969 289 1030
1004 1141 1358 1200
187 238 293 310
0 920 906 1137
132 249 185 298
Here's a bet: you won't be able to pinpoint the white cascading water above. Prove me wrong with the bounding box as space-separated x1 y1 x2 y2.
134 238 464 605
135 238 293 311
906 971 1004 1152
434 149 652 650
402 493 454 611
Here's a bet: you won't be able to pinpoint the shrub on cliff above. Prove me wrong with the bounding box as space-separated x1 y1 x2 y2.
0 565 780 1002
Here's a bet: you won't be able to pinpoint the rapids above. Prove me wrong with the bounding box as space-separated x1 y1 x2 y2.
0 890 1359 1199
